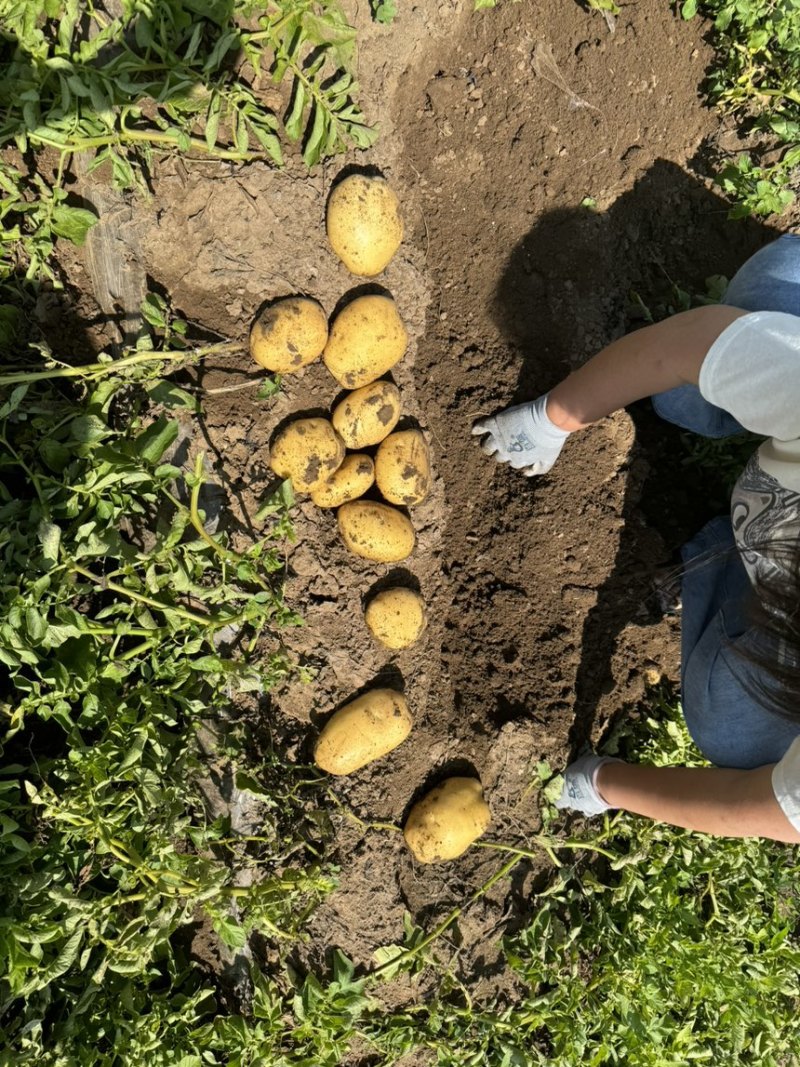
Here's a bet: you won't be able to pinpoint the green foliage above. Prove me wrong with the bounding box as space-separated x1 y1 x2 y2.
0 319 334 1060
502 698 800 1065
370 0 398 24
681 0 800 216
342 700 800 1066
0 0 376 279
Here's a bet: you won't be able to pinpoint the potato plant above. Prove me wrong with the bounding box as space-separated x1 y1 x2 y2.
0 320 335 1058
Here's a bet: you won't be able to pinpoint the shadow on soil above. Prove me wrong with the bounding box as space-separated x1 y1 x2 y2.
492 158 781 750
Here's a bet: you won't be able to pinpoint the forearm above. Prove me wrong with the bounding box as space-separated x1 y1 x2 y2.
546 305 747 432
596 761 800 843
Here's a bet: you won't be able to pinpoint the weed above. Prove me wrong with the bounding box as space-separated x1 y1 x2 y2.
681 0 800 216
0 0 376 281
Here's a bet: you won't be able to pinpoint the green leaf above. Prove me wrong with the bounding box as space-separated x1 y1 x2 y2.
133 417 180 463
51 204 98 246
147 381 199 411
285 82 307 142
37 520 61 563
141 293 167 328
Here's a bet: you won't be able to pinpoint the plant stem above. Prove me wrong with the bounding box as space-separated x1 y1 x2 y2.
70 564 214 627
0 343 240 388
370 853 522 980
28 125 266 161
476 836 619 863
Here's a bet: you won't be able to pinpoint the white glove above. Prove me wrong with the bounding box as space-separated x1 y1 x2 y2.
471 393 570 476
555 753 622 816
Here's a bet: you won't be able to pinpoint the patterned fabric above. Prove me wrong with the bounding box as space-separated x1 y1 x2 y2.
731 451 800 590
731 452 800 668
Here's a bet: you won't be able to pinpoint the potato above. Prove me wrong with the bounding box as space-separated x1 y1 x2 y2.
375 430 431 506
310 454 374 508
326 174 403 277
338 501 415 562
270 418 345 493
249 296 328 374
331 381 402 449
323 295 408 389
314 689 412 775
403 778 491 864
365 587 426 649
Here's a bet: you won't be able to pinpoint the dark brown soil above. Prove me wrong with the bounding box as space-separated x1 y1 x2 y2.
56 0 797 1016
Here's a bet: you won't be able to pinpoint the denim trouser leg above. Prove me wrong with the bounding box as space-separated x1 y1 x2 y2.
680 518 800 767
651 232 800 436
651 233 800 767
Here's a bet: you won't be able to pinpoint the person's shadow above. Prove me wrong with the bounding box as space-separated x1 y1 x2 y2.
491 158 783 749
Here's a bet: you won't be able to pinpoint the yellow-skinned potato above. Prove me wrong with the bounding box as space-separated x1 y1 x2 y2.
270 418 345 493
326 174 403 277
337 501 415 562
310 454 374 508
365 587 426 649
375 429 431 506
404 778 491 863
331 381 402 449
323 295 408 389
249 296 328 373
314 689 412 775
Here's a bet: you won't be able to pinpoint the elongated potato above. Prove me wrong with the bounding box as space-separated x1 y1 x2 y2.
250 296 328 373
314 689 412 775
375 429 431 506
338 500 415 562
326 174 403 277
331 381 402 449
310 454 374 508
269 418 345 493
323 295 408 389
404 778 491 863
365 587 426 649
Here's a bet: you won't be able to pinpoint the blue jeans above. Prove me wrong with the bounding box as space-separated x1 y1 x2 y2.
651 234 800 768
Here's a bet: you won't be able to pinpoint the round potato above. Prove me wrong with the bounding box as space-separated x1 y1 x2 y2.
314 689 412 775
270 418 345 493
365 587 426 649
404 778 491 864
249 296 328 374
331 381 402 449
326 174 403 277
375 429 431 506
323 295 407 389
338 500 415 562
310 454 374 508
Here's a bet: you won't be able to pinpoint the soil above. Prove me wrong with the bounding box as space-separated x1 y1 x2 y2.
49 0 798 1030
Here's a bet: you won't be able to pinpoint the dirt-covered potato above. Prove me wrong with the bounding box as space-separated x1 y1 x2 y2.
309 454 374 508
331 381 402 449
375 429 431 506
403 778 491 863
249 296 328 374
326 174 403 277
365 587 426 649
323 295 407 389
337 500 415 562
314 689 412 775
269 418 345 493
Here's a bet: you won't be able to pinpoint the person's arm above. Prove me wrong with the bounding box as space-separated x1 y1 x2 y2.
472 305 748 475
596 761 800 844
546 304 748 431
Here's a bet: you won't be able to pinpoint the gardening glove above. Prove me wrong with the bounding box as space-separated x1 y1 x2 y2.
555 753 622 817
471 393 570 476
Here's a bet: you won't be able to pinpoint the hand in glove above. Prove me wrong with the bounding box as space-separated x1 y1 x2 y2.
471 393 570 476
555 753 622 817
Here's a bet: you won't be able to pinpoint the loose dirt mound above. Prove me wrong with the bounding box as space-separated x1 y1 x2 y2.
61 0 793 1005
